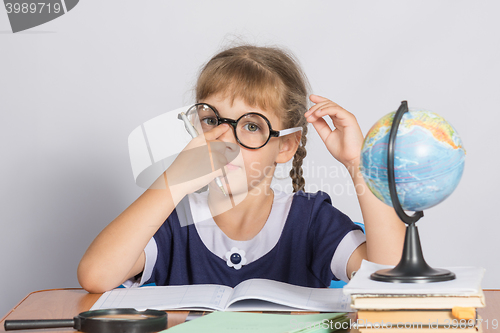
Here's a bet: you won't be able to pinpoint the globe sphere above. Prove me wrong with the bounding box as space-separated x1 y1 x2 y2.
360 109 465 211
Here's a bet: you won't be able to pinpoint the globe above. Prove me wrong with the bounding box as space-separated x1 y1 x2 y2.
360 109 466 211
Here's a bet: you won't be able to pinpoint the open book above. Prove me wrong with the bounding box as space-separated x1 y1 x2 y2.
91 278 352 312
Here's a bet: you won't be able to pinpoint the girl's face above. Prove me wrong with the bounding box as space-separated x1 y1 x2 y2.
200 94 290 198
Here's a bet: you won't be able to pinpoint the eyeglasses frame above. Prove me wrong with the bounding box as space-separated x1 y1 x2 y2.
188 103 302 150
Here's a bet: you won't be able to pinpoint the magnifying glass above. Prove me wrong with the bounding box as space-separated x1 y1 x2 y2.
4 308 167 333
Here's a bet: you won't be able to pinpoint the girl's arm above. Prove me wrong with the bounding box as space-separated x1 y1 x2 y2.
77 178 177 293
305 95 405 277
346 164 406 275
77 124 231 293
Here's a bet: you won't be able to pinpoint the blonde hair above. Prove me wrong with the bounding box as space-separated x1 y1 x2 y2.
196 45 310 192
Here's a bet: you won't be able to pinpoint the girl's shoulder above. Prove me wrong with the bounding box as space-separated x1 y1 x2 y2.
290 190 334 208
289 190 351 224
292 190 332 200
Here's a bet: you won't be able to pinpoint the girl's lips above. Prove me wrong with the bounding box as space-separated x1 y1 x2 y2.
225 163 240 171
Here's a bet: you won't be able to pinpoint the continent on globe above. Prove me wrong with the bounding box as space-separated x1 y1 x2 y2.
360 109 465 211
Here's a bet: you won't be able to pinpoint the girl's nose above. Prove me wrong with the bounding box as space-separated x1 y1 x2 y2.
215 127 240 165
217 125 238 147
210 127 240 166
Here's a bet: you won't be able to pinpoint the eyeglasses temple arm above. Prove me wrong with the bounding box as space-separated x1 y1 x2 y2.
178 112 199 137
276 127 302 137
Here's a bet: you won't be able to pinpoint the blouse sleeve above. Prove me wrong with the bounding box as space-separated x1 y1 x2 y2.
306 191 365 284
121 237 158 288
122 195 192 287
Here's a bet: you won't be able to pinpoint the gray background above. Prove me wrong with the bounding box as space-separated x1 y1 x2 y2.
1 0 498 317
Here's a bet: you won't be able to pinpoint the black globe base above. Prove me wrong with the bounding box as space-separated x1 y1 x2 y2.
371 267 456 283
370 223 456 283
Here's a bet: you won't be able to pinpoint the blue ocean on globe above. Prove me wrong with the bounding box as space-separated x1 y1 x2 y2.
360 109 465 211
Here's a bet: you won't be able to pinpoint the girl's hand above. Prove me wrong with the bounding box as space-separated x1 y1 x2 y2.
162 123 236 197
304 95 364 176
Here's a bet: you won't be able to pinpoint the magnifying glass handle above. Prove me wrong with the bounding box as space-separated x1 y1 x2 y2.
4 319 75 330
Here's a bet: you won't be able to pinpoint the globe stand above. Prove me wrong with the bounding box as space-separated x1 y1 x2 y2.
370 101 456 283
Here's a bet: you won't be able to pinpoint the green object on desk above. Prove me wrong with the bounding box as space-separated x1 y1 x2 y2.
162 311 349 333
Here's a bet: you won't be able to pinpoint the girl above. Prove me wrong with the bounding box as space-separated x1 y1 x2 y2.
77 45 405 293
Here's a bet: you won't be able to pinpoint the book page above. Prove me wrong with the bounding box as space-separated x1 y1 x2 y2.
227 279 352 312
90 284 233 311
344 260 485 296
224 299 304 312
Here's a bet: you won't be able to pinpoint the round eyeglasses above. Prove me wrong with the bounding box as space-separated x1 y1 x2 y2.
182 103 302 149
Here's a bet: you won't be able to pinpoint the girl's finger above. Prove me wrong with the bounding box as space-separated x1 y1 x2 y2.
202 123 230 141
305 101 342 120
305 96 343 116
305 100 332 117
308 105 355 127
309 94 329 103
309 116 335 143
306 105 346 125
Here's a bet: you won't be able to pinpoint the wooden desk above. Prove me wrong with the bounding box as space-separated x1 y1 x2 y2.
1 289 499 332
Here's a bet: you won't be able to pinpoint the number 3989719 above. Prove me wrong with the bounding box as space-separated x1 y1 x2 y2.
5 3 62 14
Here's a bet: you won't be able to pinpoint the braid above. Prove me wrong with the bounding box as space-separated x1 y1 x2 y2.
290 124 308 192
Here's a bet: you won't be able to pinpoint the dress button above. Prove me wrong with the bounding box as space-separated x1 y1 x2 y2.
230 253 242 264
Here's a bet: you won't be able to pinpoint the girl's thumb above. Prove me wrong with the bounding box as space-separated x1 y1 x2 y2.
204 123 230 140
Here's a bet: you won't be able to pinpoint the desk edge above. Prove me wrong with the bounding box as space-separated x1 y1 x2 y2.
0 288 86 322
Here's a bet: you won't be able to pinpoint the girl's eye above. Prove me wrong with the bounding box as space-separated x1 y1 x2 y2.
202 117 218 126
243 123 260 132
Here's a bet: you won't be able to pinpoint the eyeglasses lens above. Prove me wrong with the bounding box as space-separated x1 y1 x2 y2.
186 104 216 134
236 114 270 148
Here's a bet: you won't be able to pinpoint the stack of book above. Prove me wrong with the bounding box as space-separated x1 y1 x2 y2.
344 260 486 333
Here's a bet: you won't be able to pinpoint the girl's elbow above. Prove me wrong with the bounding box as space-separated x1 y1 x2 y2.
79 280 108 294
77 262 117 294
